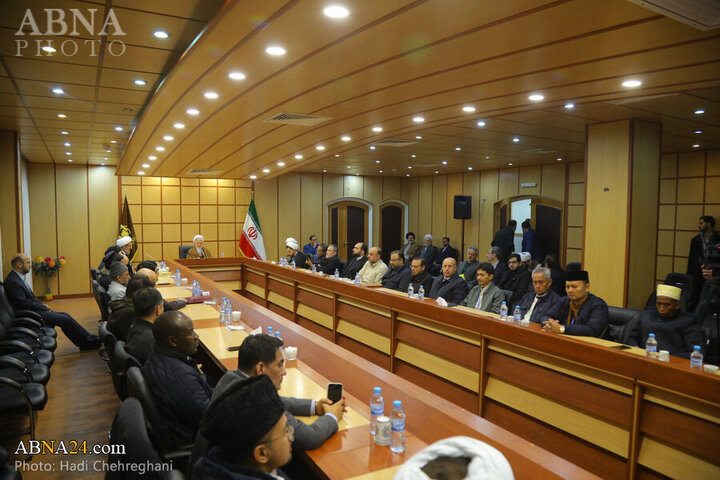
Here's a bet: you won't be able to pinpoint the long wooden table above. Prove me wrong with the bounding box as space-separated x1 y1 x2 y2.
159 261 595 479
172 257 720 479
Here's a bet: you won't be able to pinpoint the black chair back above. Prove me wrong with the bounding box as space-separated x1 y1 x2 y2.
103 330 125 400
114 341 142 371
126 366 169 452
90 267 98 282
178 245 193 259
0 285 16 333
107 398 166 480
606 306 641 344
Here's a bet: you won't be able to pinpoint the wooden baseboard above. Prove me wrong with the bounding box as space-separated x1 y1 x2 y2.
46 293 94 300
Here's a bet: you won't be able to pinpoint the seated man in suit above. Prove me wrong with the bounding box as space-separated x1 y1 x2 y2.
357 247 388 284
193 375 292 480
125 288 164 364
429 258 469 305
134 268 187 312
341 242 368 279
487 247 508 286
403 232 421 264
320 244 343 275
382 250 412 291
108 276 154 341
499 253 532 307
433 237 458 273
543 270 609 337
143 311 212 451
187 234 212 259
408 257 434 294
108 262 131 302
419 234 439 268
115 236 135 276
627 285 704 358
458 246 481 285
4 253 100 350
518 267 562 324
460 263 505 314
284 238 308 269
212 334 344 451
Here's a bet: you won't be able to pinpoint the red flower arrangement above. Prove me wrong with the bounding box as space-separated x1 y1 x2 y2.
33 255 66 277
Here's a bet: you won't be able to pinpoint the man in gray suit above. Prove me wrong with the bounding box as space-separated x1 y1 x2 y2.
460 263 506 314
458 246 481 285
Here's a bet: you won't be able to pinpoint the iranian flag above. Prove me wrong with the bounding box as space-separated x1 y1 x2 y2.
238 199 266 260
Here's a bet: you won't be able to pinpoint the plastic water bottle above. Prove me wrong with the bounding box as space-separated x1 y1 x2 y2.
499 302 508 321
160 261 167 272
219 298 227 324
267 326 273 336
690 346 703 368
312 263 317 274
223 300 231 325
274 330 282 341
370 387 384 435
174 269 181 287
389 400 406 453
418 285 425 300
407 284 414 298
354 273 361 284
334 268 340 278
290 260 296 269
513 305 521 323
646 333 658 359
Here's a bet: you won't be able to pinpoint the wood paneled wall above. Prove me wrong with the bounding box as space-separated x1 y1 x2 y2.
119 176 252 264
26 164 118 296
656 149 720 283
0 131 21 278
255 164 583 263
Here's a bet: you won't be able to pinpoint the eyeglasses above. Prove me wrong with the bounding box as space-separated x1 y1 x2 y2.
260 424 294 444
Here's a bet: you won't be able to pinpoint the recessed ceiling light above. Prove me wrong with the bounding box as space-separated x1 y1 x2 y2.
408 166 412 169
346 165 351 169
694 130 703 134
134 79 147 86
65 152 71 155
155 146 165 151
60 130 68 134
173 123 185 129
508 163 513 166
100 163 105 166
110 140 117 143
564 103 575 109
528 93 544 102
153 30 169 39
103 157 108 160
323 169 327 173
186 108 199 115
163 135 174 141
42 46 56 53
250 175 257 180
148 155 157 160
142 163 150 168
442 160 448 165
52 88 64 94
334 154 340 157
693 144 700 148
455 147 462 151
476 121 486 127
375 160 380 163
411 154 416 158
415 135 422 139
57 113 67 118
316 145 325 151
468 167 473 170
64 142 70 147
67 159 73 162
622 79 642 88
105 149 111 153
557 157 563 161
324 5 350 18
277 161 285 167
379 170 384 173
294 154 303 160
115 126 123 131
372 126 383 133
341 135 351 142
137 171 145 175
462 106 476 113
484 156 490 159
412 116 425 123
228 71 246 81
512 137 520 143
266 45 286 56
694 109 705 115
370 146 376 150
355 173 359 176
434 171 439 174
406 174 410 177
262 168 270 173
204 91 219 100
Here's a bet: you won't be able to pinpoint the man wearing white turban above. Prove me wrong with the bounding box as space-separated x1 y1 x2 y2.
286 238 308 269
394 436 514 480
627 284 705 358
187 234 212 259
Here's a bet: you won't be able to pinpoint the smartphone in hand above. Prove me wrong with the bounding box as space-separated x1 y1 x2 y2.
327 383 343 404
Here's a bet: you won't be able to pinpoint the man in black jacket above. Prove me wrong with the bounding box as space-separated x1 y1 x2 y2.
382 250 411 291
341 242 368 279
429 258 469 305
408 257 433 294
143 311 212 451
419 234 439 267
108 276 154 341
125 288 164 364
543 270 609 337
687 216 718 310
320 244 343 275
4 254 100 350
284 238 308 269
517 267 562 324
492 220 516 262
499 253 532 307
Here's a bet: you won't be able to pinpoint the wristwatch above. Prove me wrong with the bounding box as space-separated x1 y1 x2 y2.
560 325 565 334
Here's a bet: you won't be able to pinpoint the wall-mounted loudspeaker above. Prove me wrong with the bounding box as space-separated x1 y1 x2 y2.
453 195 471 220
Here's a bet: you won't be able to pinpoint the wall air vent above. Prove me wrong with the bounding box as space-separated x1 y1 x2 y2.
186 169 223 176
374 138 419 147
263 113 332 126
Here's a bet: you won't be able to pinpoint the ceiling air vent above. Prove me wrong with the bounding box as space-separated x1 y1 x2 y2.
626 0 720 30
607 93 677 105
374 138 419 147
522 148 556 155
263 113 331 126
186 169 223 176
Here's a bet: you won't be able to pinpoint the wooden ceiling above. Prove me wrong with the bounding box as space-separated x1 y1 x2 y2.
3 0 720 177
0 0 226 166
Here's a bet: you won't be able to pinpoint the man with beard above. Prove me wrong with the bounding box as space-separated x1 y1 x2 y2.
499 253 532 307
341 242 368 279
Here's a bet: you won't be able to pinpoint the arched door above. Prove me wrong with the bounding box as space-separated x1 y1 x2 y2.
328 201 369 261
380 203 404 264
494 196 564 262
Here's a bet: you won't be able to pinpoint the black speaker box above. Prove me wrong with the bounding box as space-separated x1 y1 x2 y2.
453 195 471 219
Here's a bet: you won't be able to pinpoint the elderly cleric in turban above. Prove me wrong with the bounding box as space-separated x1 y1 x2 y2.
186 234 212 259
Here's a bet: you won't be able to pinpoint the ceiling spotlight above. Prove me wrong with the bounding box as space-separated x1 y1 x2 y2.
412 116 425 123
372 126 383 133
103 157 108 160
115 126 123 131
415 135 422 139
434 171 439 174
155 146 165 151
277 161 285 167
163 135 174 141
228 71 246 80
476 121 486 127
294 154 303 160
100 163 105 166
370 146 376 150
455 147 462 151
67 159 73 162
60 130 69 134
52 88 64 94
693 144 700 148
110 140 117 143
484 156 490 159
694 130 703 134
512 137 520 143
105 149 111 153
266 45 286 56
528 93 545 101
355 173 359 176
148 155 157 160
375 160 380 163
442 160 447 165
262 168 270 173
250 175 257 180
316 145 326 151
142 163 150 168
64 142 70 146
323 169 327 173
57 113 67 118
137 171 145 175
341 136 351 142
65 152 71 155
203 91 219 99
564 103 575 109
508 163 513 166
42 46 56 53
622 79 642 88
694 109 705 115
186 108 199 115
406 174 410 177
346 165 351 169
408 166 412 169
468 167 473 170
334 154 340 157
153 30 169 39
462 106 476 113
323 5 350 18
557 157 563 161
379 170 384 173
134 79 147 86
173 123 185 129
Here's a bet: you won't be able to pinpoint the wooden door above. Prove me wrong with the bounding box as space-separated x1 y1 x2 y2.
328 202 369 261
380 204 403 263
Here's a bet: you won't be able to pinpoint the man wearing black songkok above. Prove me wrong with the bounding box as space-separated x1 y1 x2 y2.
543 270 609 337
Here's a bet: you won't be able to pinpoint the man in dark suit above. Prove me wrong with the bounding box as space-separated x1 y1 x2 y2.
458 246 481 285
491 220 516 262
487 247 508 286
543 270 609 337
428 258 469 305
341 242 368 279
433 237 458 274
382 250 411 291
408 257 433 294
518 267 562 324
418 235 439 266
499 253 532 307
4 254 100 350
687 215 718 310
320 244 343 275
285 238 308 269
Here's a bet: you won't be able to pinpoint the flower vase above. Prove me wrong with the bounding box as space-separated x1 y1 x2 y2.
45 280 53 301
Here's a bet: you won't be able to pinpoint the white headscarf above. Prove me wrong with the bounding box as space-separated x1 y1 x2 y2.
393 436 514 480
519 252 531 262
116 236 132 247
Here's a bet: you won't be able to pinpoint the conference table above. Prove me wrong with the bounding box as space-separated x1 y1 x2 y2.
161 257 720 480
